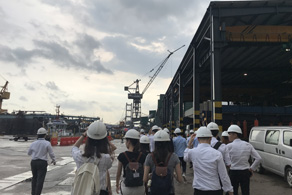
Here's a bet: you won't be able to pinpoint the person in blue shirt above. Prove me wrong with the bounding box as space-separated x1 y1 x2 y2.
173 128 187 180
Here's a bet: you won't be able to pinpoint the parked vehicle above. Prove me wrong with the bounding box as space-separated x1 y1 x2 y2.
249 126 292 187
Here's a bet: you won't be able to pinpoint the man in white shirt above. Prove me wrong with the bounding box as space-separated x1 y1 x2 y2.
207 122 231 167
184 126 233 195
28 128 56 195
227 125 261 195
148 125 159 152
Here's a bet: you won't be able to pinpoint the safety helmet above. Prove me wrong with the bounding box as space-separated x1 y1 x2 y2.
124 129 140 139
163 128 169 134
227 125 242 134
221 131 229 137
152 125 160 131
196 126 212 138
87 121 107 140
37 127 47 135
174 128 182 134
140 129 145 133
154 130 170 142
140 135 150 144
207 122 219 131
189 130 194 134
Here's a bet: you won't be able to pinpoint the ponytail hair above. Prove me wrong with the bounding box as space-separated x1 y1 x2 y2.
126 138 140 153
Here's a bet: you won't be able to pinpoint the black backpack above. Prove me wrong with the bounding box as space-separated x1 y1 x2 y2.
123 152 144 187
150 153 172 195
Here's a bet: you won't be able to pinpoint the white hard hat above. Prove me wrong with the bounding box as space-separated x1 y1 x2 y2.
140 129 145 133
207 122 219 131
37 127 47 135
154 130 170 142
174 128 182 134
227 125 242 134
87 121 107 140
196 126 212 138
124 129 140 139
163 128 169 133
189 130 194 134
140 135 150 144
152 125 160 131
222 131 229 137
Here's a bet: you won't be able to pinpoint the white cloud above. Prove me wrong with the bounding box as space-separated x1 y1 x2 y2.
0 0 234 123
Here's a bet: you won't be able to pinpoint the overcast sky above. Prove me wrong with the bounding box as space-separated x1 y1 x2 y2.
0 0 238 124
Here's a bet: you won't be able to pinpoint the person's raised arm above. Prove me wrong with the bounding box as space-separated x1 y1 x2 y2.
73 131 87 148
116 161 123 194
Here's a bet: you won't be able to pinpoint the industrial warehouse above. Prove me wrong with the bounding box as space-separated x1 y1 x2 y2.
153 1 292 139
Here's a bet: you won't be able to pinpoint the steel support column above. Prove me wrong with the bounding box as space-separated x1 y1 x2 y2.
179 75 184 130
210 9 222 131
193 47 200 130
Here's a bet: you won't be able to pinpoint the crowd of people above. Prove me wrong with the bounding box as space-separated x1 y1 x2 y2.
27 121 262 195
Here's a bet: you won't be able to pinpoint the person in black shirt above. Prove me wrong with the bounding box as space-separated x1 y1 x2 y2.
116 129 146 195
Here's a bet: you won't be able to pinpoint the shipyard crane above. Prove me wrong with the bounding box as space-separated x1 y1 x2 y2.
124 45 185 124
0 80 10 114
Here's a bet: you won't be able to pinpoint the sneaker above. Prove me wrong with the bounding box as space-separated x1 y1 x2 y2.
182 173 186 181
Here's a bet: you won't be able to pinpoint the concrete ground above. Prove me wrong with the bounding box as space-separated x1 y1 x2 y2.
0 136 291 195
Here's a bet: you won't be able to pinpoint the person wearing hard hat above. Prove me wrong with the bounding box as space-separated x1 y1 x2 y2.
163 127 174 152
173 128 187 181
148 125 160 152
28 127 56 195
207 122 231 167
72 121 115 195
221 131 230 145
140 129 145 137
116 129 146 194
184 127 234 195
226 125 261 195
140 135 150 156
144 130 183 194
186 130 195 168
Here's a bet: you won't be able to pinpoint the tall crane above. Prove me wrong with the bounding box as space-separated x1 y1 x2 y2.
124 45 185 124
0 80 10 114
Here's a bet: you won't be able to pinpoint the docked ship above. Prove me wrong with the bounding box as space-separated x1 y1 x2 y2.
0 107 100 141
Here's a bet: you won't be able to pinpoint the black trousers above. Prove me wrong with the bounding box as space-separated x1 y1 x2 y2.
229 169 251 195
178 157 186 173
31 159 48 195
194 188 222 195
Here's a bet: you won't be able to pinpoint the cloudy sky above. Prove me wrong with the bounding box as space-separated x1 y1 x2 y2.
0 0 237 124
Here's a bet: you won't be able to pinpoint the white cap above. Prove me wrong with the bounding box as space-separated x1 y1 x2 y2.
227 125 242 134
189 130 194 134
222 131 229 137
174 128 181 134
124 129 140 139
154 130 170 142
140 135 150 144
163 128 169 134
140 129 145 133
87 121 107 140
37 127 47 135
207 122 219 131
196 126 212 138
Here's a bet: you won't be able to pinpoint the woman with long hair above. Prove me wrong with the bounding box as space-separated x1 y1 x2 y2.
140 135 150 156
144 130 183 195
72 121 114 195
116 129 146 195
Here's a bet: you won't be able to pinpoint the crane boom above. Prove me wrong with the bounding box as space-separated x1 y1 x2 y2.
142 45 185 95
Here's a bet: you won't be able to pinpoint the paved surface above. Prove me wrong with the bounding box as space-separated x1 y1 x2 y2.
0 136 291 195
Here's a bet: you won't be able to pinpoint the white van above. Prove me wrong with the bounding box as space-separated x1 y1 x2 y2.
249 126 292 187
